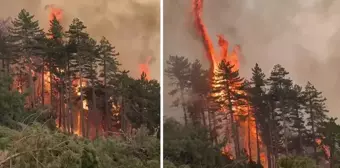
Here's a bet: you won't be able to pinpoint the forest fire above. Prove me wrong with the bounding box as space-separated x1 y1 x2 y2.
43 6 150 138
192 0 267 165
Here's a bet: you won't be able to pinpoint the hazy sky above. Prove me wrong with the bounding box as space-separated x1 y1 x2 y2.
164 0 340 122
0 0 160 80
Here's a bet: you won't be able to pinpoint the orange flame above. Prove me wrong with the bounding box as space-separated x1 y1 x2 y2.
192 0 267 166
74 112 81 136
139 56 152 80
192 0 217 71
48 6 63 22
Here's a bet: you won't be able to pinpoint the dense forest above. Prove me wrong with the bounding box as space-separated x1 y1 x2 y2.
164 55 340 168
0 9 160 167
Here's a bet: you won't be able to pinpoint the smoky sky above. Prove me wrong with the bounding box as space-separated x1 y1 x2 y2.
164 0 340 123
0 0 160 80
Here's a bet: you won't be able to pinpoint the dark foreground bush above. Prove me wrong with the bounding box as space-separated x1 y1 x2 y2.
0 124 159 168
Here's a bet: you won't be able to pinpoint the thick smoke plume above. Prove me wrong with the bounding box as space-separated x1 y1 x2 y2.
164 0 340 122
0 0 160 80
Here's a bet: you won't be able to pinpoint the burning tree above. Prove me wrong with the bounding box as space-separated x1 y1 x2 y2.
191 0 267 164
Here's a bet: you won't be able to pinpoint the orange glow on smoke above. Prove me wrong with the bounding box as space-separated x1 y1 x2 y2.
139 56 152 80
48 6 63 22
192 0 267 166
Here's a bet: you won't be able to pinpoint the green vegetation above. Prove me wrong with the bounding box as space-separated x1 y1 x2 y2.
0 124 159 168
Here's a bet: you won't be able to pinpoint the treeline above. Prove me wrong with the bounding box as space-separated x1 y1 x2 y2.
165 55 340 168
0 9 160 139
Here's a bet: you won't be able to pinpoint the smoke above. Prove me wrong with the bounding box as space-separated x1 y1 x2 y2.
0 0 159 80
164 0 340 122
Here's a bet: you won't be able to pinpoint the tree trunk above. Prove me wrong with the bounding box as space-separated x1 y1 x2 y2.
200 97 206 127
41 60 44 105
61 81 66 131
67 57 73 134
278 88 289 156
283 115 289 156
6 59 10 76
58 88 62 129
330 135 335 168
212 110 218 144
19 71 23 93
91 86 97 138
80 68 86 137
207 108 212 142
267 146 272 168
268 103 274 168
1 58 5 77
49 64 53 114
247 107 252 160
227 86 240 158
104 90 110 133
310 102 318 164
103 56 110 133
296 108 303 155
6 59 11 91
255 110 261 164
120 97 126 133
28 58 35 108
68 81 73 134
180 88 187 125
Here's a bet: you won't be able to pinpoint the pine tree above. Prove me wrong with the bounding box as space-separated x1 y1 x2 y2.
9 9 45 107
188 59 209 126
303 81 329 163
268 64 293 156
165 55 191 125
212 60 246 158
121 73 160 135
81 38 99 137
289 84 306 155
98 37 120 132
117 70 133 133
65 18 89 137
0 18 13 77
46 15 67 131
207 93 223 144
248 63 268 165
143 78 161 135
